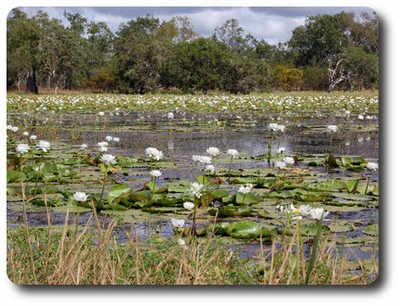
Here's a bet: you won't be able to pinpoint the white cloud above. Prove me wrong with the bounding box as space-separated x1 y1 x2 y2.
16 6 371 45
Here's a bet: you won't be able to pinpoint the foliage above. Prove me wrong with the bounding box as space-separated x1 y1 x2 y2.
7 9 378 93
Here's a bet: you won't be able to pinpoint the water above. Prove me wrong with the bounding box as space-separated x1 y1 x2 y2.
7 110 379 261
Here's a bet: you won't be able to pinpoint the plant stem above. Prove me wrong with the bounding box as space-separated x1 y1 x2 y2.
305 216 324 285
99 170 108 203
19 158 38 284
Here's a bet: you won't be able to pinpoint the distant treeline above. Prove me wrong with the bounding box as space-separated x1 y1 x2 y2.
7 9 378 94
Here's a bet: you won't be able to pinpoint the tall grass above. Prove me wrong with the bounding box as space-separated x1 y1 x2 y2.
7 205 378 285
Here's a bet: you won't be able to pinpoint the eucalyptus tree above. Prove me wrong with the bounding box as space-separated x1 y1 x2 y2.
114 15 171 94
35 11 86 92
7 9 41 92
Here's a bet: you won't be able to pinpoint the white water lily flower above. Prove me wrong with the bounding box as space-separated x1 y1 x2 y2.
73 192 88 202
276 203 295 213
37 140 50 152
275 161 287 169
100 153 117 165
16 143 30 154
276 147 286 154
327 125 338 133
22 131 29 136
29 135 37 140
299 205 329 220
358 114 364 120
145 147 164 160
105 135 113 142
192 155 212 164
238 183 253 195
80 143 88 150
183 201 195 210
227 149 238 157
99 146 108 152
10 126 19 132
283 157 295 165
308 207 330 220
98 111 105 116
178 238 188 249
112 137 120 143
189 182 204 199
171 218 185 228
97 141 109 147
366 162 379 171
206 146 220 156
269 123 285 132
150 170 162 177
167 112 174 119
205 164 215 173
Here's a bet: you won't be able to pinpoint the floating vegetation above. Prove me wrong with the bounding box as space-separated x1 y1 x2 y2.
6 92 379 285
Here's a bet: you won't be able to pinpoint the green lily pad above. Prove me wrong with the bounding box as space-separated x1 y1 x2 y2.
235 192 261 205
107 184 132 205
362 224 379 236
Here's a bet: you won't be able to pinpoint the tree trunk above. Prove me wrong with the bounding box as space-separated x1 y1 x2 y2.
26 69 38 94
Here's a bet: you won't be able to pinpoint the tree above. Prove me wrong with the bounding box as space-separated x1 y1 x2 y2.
7 9 41 92
288 14 348 66
114 15 169 94
214 19 252 55
35 11 86 92
165 38 230 94
273 66 303 91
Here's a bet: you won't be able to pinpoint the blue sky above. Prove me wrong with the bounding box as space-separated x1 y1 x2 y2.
18 6 374 45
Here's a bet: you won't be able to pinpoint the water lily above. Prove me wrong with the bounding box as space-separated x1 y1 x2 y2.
268 123 285 132
98 111 105 116
206 146 220 157
37 140 51 152
100 153 117 165
275 160 287 169
227 149 238 157
276 147 286 154
238 183 253 195
145 147 164 161
327 125 338 133
205 164 215 173
16 143 30 154
366 162 379 171
73 192 88 202
171 218 185 228
105 135 113 142
80 143 88 150
97 141 109 147
9 126 19 133
167 112 174 119
308 207 330 220
299 205 329 220
178 238 188 249
22 131 29 136
29 135 37 141
112 137 120 143
183 201 195 210
192 155 212 164
150 170 162 177
189 182 204 199
283 156 295 165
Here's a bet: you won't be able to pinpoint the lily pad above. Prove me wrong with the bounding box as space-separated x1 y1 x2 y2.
107 184 132 206
362 224 379 236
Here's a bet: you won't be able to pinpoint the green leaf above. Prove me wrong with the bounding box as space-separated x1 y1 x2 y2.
107 184 132 206
235 192 261 205
345 179 359 194
7 170 23 183
362 224 379 236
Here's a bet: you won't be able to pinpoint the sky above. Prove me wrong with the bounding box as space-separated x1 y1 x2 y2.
16 6 375 45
